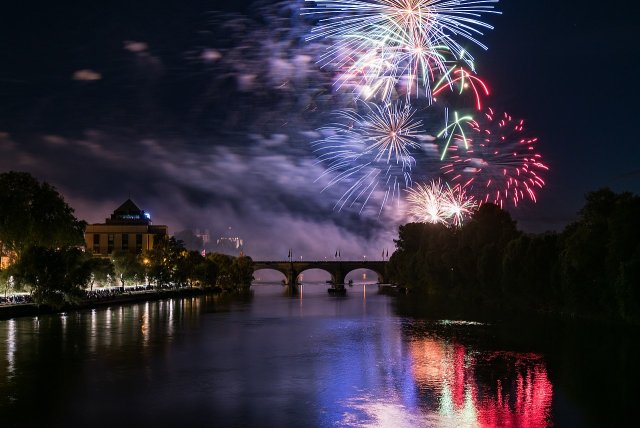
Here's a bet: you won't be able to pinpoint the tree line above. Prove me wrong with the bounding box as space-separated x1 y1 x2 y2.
0 171 253 309
387 188 640 324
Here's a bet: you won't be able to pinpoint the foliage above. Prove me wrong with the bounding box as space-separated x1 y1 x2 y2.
193 257 219 288
230 256 254 288
208 253 234 288
0 171 85 260
559 189 640 321
105 235 251 291
176 250 205 287
9 246 92 308
86 258 116 290
111 250 144 286
144 236 185 287
388 190 640 324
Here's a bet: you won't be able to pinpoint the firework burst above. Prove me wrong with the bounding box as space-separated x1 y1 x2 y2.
406 179 476 226
441 108 549 208
313 100 427 211
304 0 500 100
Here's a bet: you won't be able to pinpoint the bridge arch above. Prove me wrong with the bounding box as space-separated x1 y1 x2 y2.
296 268 334 284
252 268 287 284
344 268 385 284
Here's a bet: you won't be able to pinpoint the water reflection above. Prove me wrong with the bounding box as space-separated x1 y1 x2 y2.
5 319 15 377
339 321 553 427
410 335 552 427
0 285 631 426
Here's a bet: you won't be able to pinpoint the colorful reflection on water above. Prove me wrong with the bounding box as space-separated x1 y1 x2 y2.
334 318 553 427
0 283 634 426
409 337 552 427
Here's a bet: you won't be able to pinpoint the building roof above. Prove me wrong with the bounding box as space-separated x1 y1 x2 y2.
105 198 151 225
113 199 143 216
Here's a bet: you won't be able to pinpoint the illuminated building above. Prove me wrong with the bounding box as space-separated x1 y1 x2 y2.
194 229 210 246
84 199 168 256
215 226 244 255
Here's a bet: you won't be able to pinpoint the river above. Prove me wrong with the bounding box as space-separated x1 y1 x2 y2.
0 282 637 427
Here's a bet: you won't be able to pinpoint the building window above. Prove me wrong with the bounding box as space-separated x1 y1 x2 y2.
122 234 129 251
108 234 114 254
136 234 143 253
93 234 100 254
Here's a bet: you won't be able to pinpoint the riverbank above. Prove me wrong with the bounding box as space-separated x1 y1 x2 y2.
0 287 221 320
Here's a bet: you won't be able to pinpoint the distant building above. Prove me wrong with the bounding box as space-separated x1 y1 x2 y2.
84 199 168 256
195 229 210 246
215 227 244 255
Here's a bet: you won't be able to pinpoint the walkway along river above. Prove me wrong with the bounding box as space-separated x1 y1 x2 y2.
0 282 637 427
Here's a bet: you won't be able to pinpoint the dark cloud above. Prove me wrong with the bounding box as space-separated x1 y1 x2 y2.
0 126 398 259
1 0 638 261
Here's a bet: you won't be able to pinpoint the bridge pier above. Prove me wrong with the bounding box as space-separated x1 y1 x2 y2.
286 268 298 287
333 271 346 288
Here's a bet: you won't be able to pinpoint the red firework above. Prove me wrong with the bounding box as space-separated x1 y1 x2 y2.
440 108 548 208
432 66 490 110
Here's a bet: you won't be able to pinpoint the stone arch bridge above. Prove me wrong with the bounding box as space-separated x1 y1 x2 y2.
252 260 387 289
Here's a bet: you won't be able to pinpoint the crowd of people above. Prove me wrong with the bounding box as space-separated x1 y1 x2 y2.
0 283 188 306
0 294 33 305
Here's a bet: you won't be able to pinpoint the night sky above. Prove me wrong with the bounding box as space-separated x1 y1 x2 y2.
1 0 638 260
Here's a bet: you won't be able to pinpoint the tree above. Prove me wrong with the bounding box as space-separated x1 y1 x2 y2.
86 258 115 291
175 250 204 287
460 204 520 296
208 252 233 288
0 171 85 260
111 251 144 287
9 246 92 308
230 256 254 288
193 257 218 288
388 222 457 293
560 188 640 320
145 236 185 287
0 267 13 298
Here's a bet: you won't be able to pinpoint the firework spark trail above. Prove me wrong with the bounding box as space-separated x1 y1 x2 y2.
312 100 427 211
406 179 476 226
315 100 424 167
303 0 500 100
432 64 490 110
440 108 549 208
437 109 474 159
300 1 550 216
360 101 423 164
442 182 477 226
